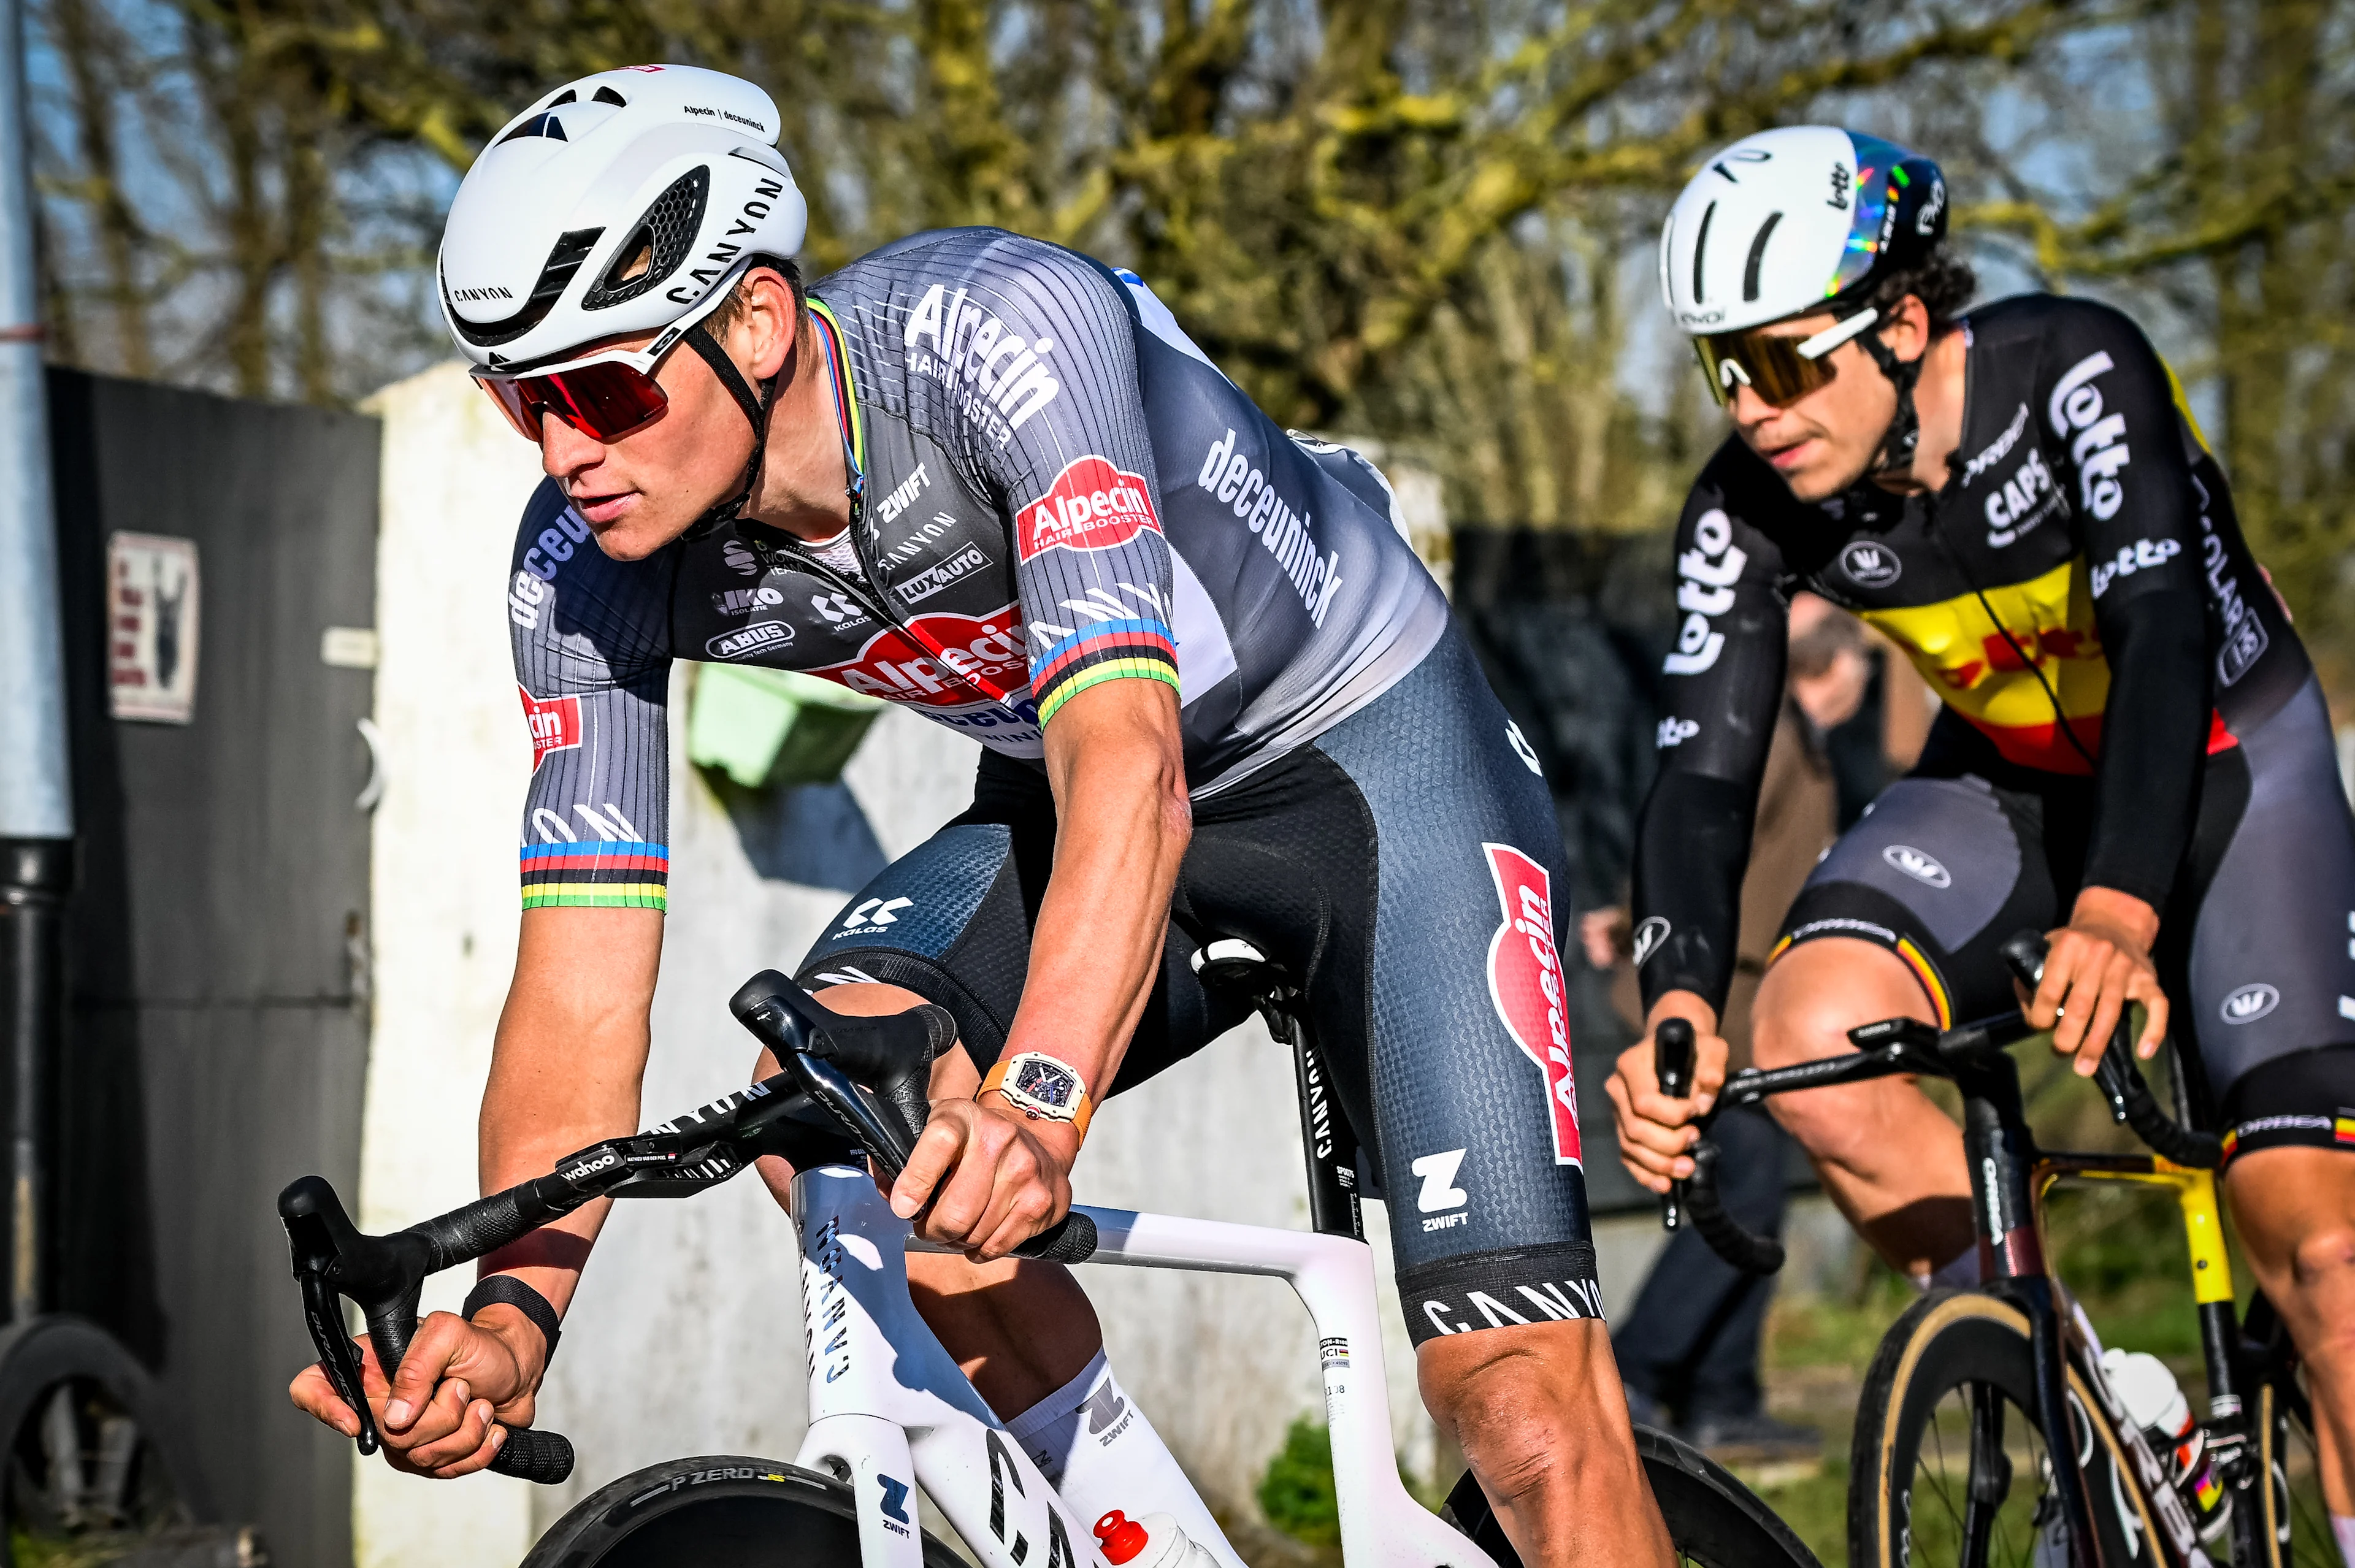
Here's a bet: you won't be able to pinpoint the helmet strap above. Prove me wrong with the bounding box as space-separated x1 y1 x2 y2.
679 318 781 541
1857 327 1925 482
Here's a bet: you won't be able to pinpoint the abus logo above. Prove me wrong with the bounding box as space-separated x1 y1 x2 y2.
1483 843 1580 1166
706 621 795 660
518 686 581 770
1883 844 1951 888
1016 455 1160 562
2221 984 2279 1025
812 607 1028 708
1842 540 1902 587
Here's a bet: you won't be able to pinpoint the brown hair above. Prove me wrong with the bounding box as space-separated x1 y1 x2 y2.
703 254 806 340
1858 245 1977 334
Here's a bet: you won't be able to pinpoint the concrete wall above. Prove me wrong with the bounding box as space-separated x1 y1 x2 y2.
357 363 1452 1560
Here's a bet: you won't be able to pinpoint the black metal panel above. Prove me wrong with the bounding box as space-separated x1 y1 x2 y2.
47 369 378 1567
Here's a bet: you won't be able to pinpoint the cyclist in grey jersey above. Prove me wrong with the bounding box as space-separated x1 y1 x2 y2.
294 64 1673 1566
511 223 1452 882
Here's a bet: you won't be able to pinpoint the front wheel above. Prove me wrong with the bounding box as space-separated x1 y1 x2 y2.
1440 1425 1823 1567
522 1457 968 1568
1849 1289 2154 1568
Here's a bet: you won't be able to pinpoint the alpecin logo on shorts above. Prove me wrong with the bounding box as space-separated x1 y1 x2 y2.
1482 843 1581 1167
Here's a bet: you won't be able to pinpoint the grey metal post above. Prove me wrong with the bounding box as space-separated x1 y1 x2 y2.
0 0 73 1325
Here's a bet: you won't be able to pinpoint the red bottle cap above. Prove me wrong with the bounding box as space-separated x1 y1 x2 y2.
1094 1510 1149 1564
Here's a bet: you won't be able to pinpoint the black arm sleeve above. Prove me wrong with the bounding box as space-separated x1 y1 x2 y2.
2043 307 2212 906
1631 456 1791 1015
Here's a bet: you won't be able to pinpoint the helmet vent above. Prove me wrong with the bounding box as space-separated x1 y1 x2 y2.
549 90 578 106
497 111 570 147
446 226 603 347
1742 212 1783 302
594 85 627 106
583 166 710 310
1690 202 1716 303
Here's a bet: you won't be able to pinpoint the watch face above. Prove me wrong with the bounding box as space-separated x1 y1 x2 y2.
1011 1057 1076 1109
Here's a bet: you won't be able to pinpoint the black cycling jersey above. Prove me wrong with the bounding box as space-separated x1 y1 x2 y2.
1634 293 2307 1015
507 227 1448 909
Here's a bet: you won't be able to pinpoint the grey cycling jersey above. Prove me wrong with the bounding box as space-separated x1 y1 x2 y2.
507 228 1449 909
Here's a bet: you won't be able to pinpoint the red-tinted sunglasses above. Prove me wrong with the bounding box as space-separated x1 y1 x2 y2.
473 342 680 444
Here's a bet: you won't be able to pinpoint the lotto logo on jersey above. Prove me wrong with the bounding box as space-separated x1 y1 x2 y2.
518 686 581 771
1483 843 1581 1166
812 606 1029 708
1016 456 1161 562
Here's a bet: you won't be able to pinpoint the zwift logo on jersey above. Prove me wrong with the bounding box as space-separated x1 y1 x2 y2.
1482 843 1581 1166
812 606 1029 708
1016 456 1162 562
518 685 581 770
902 283 1060 443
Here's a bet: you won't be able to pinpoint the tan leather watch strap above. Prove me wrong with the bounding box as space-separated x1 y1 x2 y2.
979 1056 1093 1138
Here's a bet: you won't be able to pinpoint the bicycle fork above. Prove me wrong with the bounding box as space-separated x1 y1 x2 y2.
1964 1066 2219 1567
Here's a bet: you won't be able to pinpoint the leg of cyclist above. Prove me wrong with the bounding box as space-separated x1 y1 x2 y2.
2225 1149 2355 1523
1747 938 1975 1280
1419 1321 1668 1564
1298 630 1674 1568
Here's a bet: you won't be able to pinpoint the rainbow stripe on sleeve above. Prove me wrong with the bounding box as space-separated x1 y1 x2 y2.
519 840 669 911
1031 617 1179 725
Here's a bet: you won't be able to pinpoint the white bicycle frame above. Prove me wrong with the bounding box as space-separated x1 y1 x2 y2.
791 1163 1495 1568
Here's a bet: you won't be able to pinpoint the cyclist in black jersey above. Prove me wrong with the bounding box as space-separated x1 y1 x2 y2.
1604 126 2355 1532
288 65 1674 1564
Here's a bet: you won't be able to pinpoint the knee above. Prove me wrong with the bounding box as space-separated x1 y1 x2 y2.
1417 1322 1628 1496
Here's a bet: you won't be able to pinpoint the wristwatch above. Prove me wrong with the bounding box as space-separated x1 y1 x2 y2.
979 1052 1094 1138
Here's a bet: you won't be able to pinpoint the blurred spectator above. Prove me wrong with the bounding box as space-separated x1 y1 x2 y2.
1585 594 1929 1461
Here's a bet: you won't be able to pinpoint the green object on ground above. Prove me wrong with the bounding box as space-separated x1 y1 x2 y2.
688 663 887 789
1258 1417 1341 1545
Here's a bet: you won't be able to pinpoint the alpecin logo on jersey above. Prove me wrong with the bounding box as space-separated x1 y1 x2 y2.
518 685 581 771
811 606 1029 708
1016 455 1162 563
1483 843 1581 1166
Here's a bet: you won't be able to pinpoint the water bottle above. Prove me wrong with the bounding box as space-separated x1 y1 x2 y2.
1093 1511 1219 1568
2101 1348 2231 1543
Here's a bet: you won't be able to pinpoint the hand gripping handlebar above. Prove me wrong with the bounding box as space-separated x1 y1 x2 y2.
280 973 1103 1486
1652 1017 1787 1275
726 971 1100 1264
1994 932 2223 1169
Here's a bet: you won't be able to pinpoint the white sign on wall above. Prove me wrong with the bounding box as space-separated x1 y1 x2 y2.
107 532 201 724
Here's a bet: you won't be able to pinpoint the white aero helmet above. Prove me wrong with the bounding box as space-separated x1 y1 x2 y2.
439 64 809 371
1658 126 1948 337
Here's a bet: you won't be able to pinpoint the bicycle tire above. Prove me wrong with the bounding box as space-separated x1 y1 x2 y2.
1849 1289 2153 1567
2248 1312 2330 1568
521 1456 969 1568
1439 1424 1822 1567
